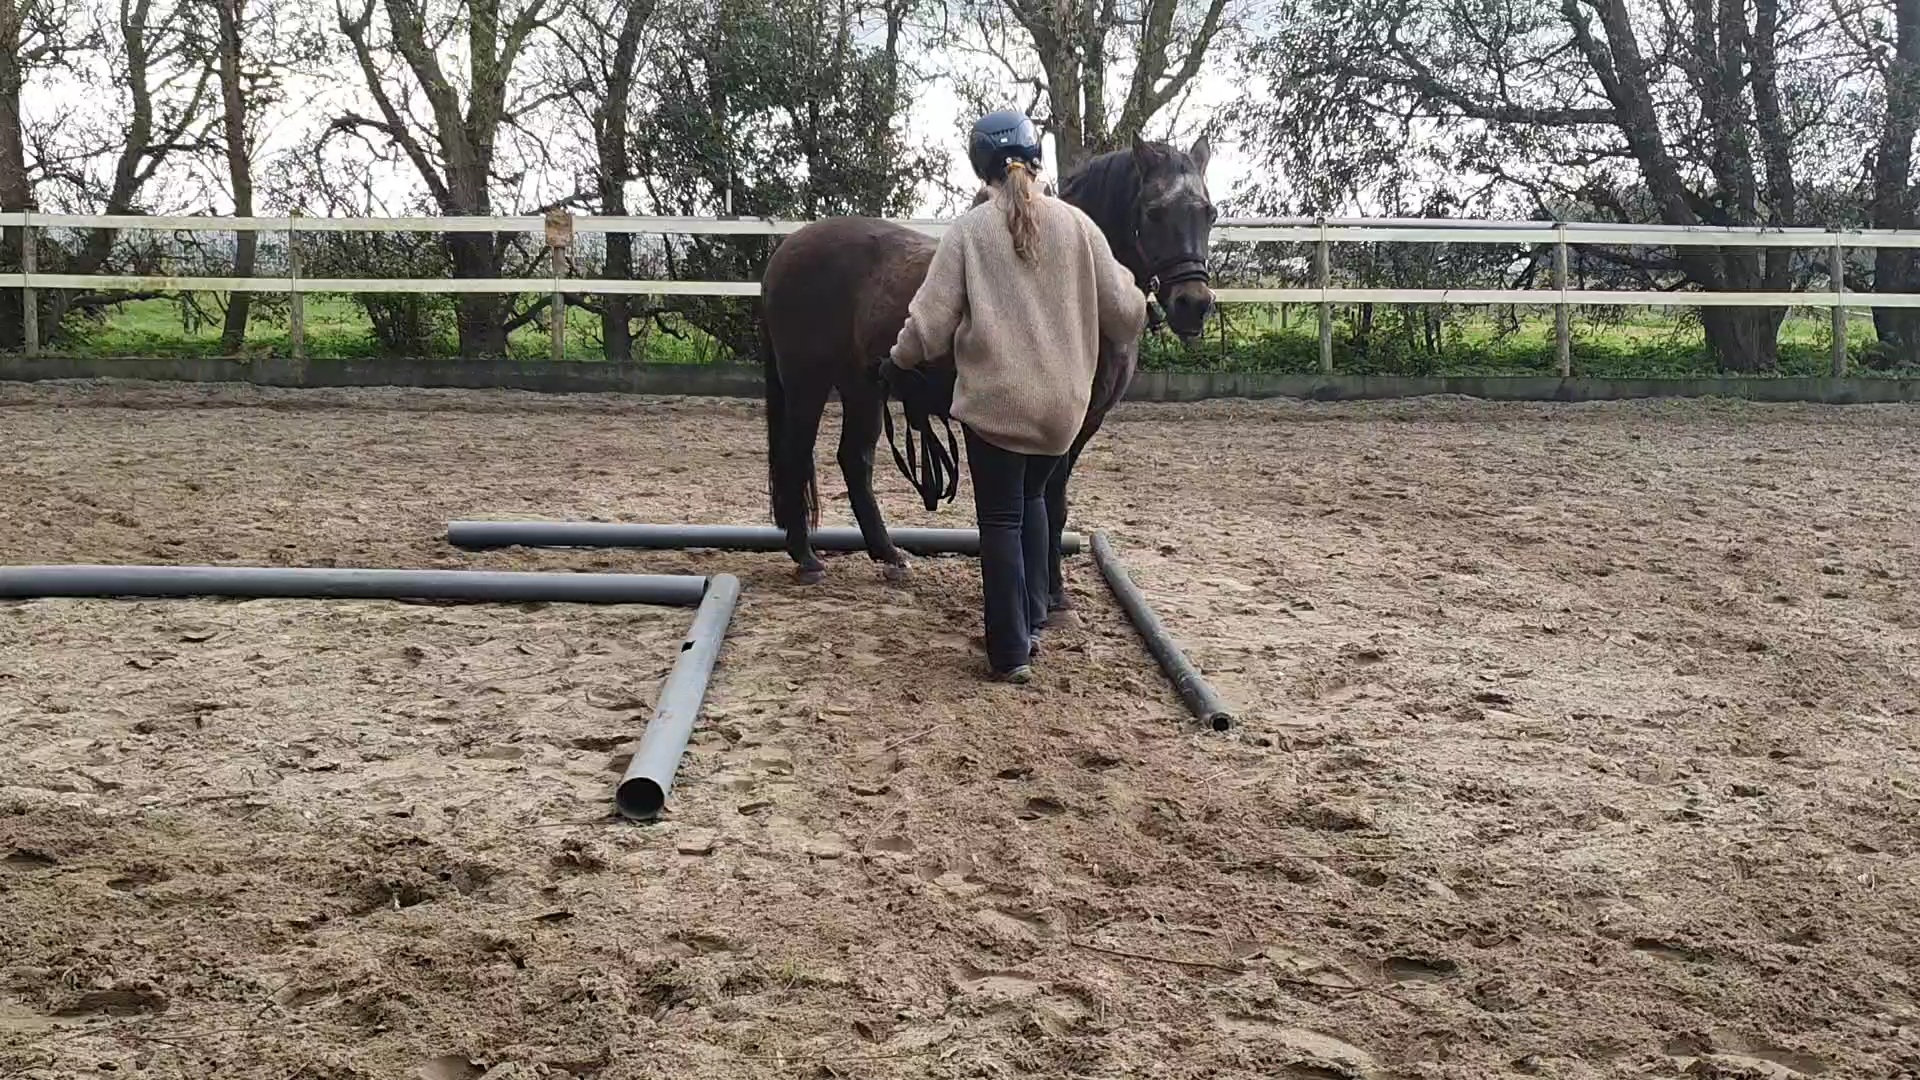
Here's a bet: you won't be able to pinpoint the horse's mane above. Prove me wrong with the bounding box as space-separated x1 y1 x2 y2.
1060 147 1148 281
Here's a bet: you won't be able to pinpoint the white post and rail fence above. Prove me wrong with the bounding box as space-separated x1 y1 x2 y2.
0 211 1911 382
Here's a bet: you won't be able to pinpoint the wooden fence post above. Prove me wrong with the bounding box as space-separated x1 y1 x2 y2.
1554 224 1570 377
1316 219 1332 374
546 209 573 364
21 209 37 357
288 214 305 360
1831 232 1848 378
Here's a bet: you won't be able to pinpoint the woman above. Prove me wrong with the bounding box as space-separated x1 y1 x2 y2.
887 110 1148 683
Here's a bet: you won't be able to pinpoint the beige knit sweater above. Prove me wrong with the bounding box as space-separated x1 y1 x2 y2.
888 192 1147 457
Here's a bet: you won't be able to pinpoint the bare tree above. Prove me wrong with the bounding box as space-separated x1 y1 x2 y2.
1 0 41 347
955 0 1232 175
0 0 35 219
190 0 325 353
334 0 561 356
211 0 255 351
14 0 219 340
1243 0 1851 371
551 0 654 362
1862 0 1920 364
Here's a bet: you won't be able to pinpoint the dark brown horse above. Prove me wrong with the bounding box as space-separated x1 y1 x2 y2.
761 136 1217 606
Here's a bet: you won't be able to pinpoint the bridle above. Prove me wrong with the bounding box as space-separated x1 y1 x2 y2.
1136 223 1212 331
1133 205 1213 301
1148 254 1212 293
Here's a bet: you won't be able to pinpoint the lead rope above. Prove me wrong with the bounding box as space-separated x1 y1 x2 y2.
882 386 961 512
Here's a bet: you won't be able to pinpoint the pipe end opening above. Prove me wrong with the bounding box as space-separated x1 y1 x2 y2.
1209 712 1234 733
616 777 666 820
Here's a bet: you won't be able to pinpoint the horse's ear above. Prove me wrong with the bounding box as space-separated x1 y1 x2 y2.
1188 134 1211 176
970 186 991 209
1132 136 1161 174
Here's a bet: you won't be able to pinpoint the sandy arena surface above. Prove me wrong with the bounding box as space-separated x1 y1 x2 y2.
1 380 1917 1080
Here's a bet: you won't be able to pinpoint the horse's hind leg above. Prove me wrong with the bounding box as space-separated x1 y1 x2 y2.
777 381 832 583
837 383 907 579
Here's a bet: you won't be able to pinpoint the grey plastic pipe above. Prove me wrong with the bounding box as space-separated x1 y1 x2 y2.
617 573 742 820
1090 533 1234 731
448 521 1087 557
0 564 709 606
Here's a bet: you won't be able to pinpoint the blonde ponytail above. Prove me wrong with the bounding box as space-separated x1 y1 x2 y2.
999 160 1040 264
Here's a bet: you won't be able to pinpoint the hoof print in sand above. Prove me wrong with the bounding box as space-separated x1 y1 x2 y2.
1219 1018 1379 1079
953 963 1046 1006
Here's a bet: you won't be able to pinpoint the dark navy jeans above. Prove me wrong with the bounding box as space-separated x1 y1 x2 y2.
964 425 1062 674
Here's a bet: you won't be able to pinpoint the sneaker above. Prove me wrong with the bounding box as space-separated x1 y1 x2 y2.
994 665 1033 685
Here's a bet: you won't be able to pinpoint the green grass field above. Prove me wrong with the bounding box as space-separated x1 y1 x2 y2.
1142 305 1897 378
33 292 1915 379
61 294 728 365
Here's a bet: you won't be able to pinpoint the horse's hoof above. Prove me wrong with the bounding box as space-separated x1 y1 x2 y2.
797 566 826 585
881 562 911 585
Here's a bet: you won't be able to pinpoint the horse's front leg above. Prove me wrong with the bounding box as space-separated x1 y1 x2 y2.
1051 339 1132 611
1045 435 1090 615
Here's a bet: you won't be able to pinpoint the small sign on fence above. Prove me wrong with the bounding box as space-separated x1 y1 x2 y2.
545 209 574 249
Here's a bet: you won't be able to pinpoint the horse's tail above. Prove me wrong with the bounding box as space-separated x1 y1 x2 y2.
760 310 818 529
760 312 783 526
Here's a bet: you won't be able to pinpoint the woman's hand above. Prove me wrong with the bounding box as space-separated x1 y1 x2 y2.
1145 296 1166 333
890 316 927 369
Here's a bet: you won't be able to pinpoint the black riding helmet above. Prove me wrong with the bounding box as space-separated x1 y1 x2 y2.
969 110 1043 182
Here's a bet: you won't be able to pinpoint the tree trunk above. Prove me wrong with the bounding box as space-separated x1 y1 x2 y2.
600 161 634 363
1870 0 1920 367
456 295 508 356
602 229 634 363
216 0 254 355
1870 274 1920 368
1036 51 1090 177
447 234 507 356
1700 307 1784 372
0 0 30 350
595 90 634 363
1700 248 1784 373
1870 306 1920 367
1050 94 1090 177
593 0 651 363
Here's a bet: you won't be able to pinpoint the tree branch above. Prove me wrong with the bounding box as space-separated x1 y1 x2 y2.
1135 0 1230 128
335 0 454 209
1370 23 1619 126
501 292 551 334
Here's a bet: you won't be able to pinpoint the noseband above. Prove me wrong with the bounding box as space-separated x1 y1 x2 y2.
1138 253 1210 334
1135 220 1212 296
1149 254 1211 292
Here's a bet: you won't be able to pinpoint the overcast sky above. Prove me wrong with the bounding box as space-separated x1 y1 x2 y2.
908 34 1255 214
19 20 1258 221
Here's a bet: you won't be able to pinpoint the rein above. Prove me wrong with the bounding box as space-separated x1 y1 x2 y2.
880 366 960 512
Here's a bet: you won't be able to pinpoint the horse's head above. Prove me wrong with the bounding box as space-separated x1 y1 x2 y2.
1130 135 1217 341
